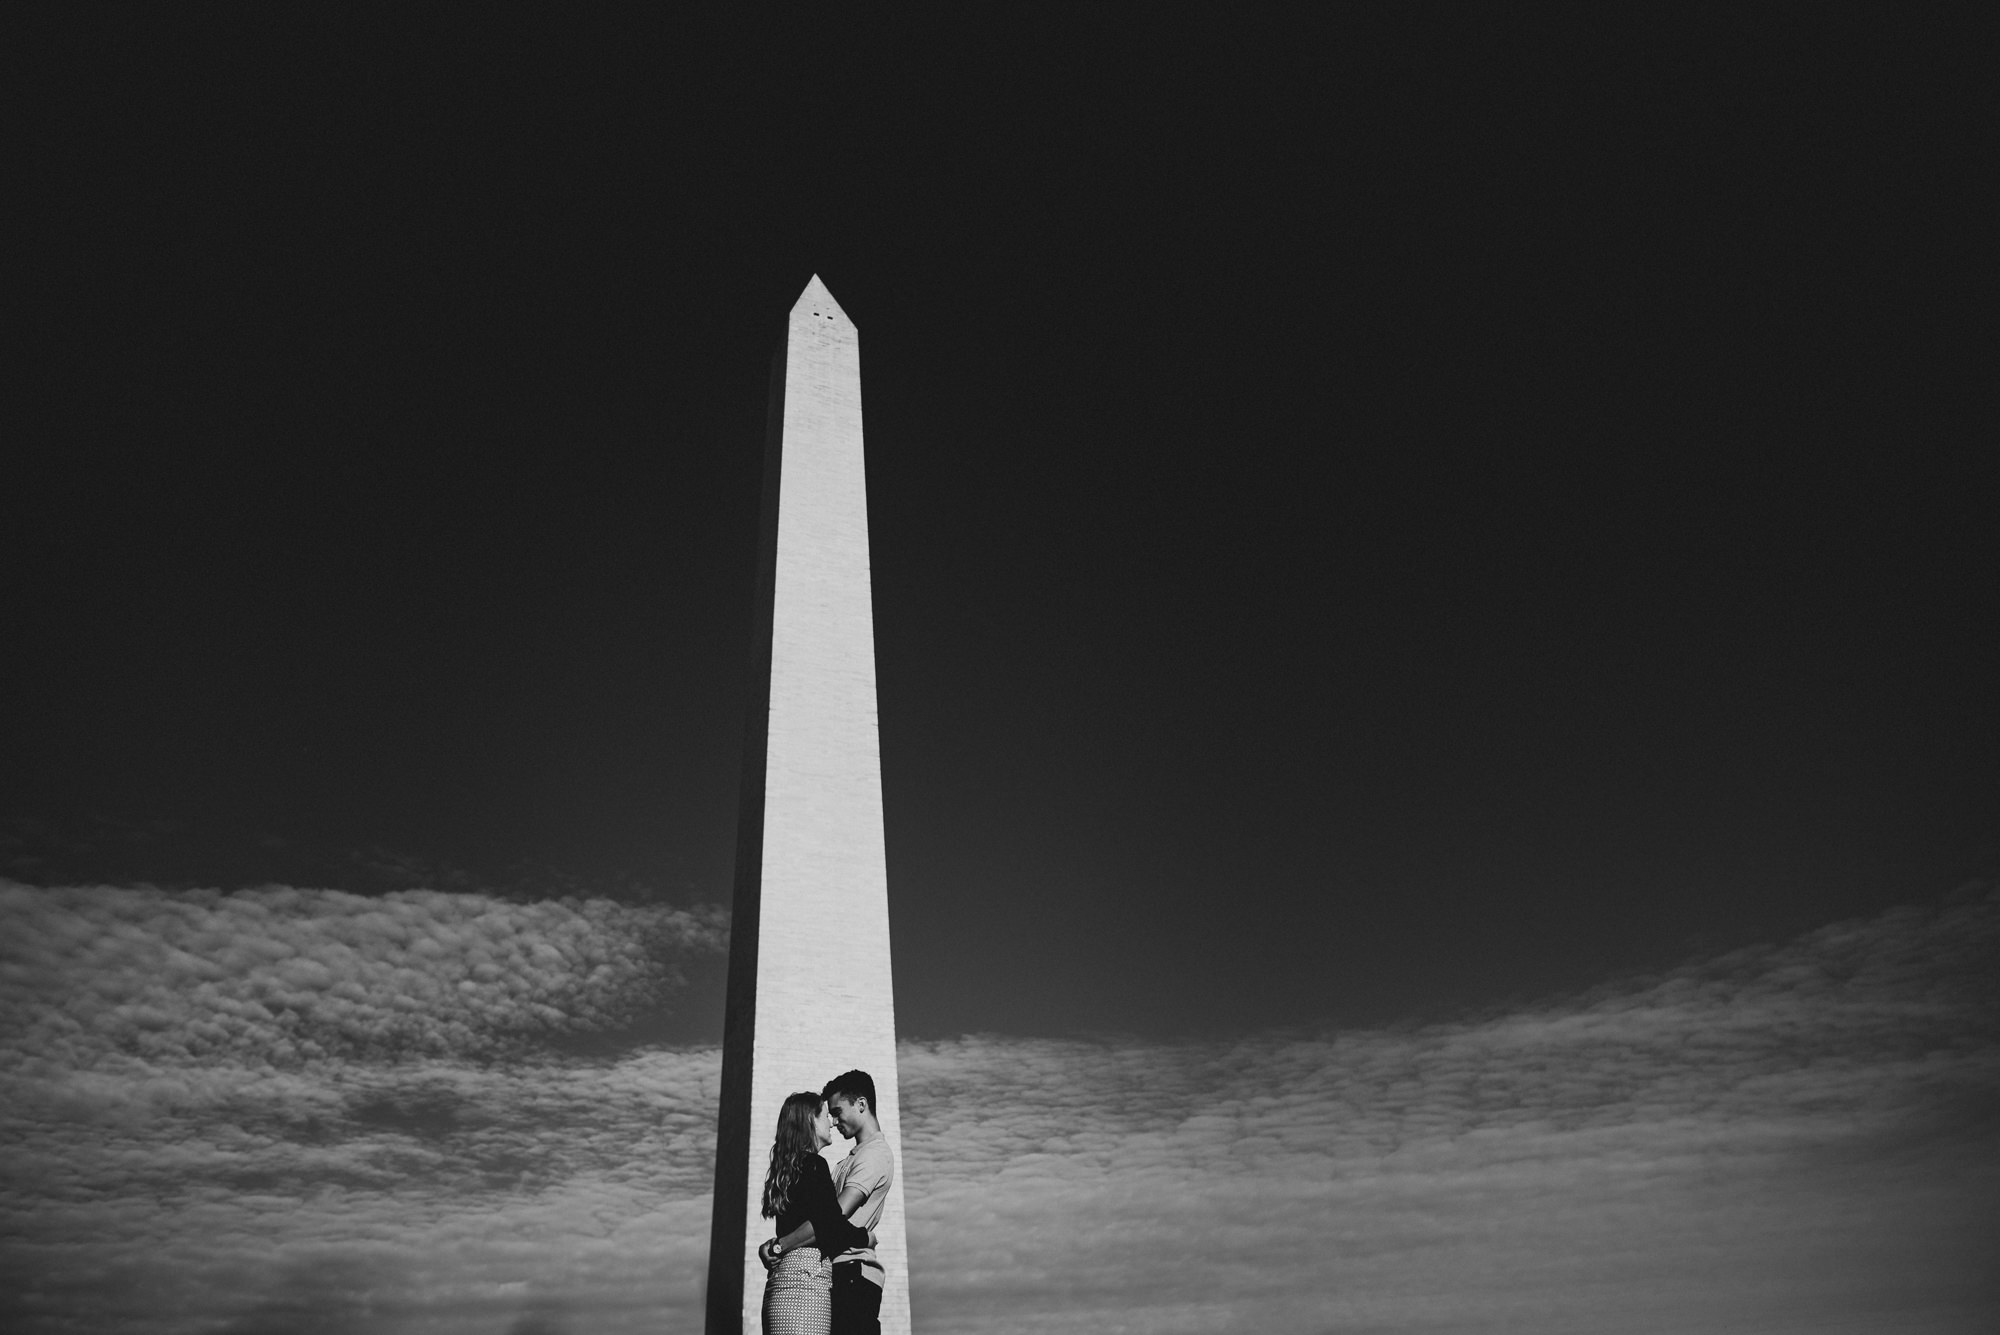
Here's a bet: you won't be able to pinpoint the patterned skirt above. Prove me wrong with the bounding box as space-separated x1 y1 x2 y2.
761 1245 833 1335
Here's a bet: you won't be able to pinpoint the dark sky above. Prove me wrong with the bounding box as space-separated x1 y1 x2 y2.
10 9 1994 1038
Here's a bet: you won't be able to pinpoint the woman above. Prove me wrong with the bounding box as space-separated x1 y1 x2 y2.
759 1090 872 1335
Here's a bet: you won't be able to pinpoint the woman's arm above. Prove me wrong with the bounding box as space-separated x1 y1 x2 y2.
769 1160 868 1259
766 1177 869 1257
768 1217 814 1258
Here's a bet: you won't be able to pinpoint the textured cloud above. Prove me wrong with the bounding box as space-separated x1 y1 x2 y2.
0 880 725 1066
1 883 1994 1333
0 881 728 1334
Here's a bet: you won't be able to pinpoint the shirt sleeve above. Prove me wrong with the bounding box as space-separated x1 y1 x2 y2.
800 1157 870 1257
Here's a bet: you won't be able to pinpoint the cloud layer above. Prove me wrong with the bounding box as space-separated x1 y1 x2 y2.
2 881 1995 1333
896 894 2000 1333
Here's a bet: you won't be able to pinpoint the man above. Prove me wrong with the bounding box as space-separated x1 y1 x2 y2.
759 1069 894 1335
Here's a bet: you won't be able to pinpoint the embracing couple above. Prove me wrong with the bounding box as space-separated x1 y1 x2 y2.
756 1069 895 1335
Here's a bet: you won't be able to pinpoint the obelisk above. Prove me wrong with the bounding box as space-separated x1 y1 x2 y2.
705 276 911 1335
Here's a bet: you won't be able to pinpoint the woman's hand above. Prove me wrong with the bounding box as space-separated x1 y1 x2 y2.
758 1237 781 1269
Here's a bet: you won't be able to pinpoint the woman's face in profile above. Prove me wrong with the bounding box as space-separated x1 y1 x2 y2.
812 1102 835 1149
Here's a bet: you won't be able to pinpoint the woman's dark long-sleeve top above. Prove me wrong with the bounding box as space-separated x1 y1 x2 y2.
776 1154 871 1258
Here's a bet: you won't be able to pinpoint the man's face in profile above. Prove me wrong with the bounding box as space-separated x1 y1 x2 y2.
827 1094 864 1139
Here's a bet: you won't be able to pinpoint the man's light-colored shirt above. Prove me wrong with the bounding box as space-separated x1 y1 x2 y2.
829 1135 894 1288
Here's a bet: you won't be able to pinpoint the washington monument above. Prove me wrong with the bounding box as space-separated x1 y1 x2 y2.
704 276 912 1334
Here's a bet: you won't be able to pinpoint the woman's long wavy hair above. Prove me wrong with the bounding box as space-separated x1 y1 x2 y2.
760 1091 825 1219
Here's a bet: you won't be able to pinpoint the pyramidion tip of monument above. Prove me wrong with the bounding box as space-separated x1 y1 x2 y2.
793 273 854 328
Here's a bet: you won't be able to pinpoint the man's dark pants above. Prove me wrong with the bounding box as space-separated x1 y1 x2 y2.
830 1263 881 1335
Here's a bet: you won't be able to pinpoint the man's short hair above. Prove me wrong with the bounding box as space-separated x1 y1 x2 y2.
821 1069 877 1112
